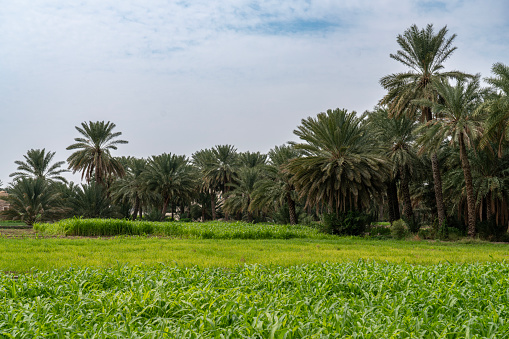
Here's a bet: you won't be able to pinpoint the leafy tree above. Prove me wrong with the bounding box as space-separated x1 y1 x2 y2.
416 77 483 236
111 157 154 219
67 181 118 218
224 167 262 222
367 108 421 226
10 148 68 184
0 178 65 225
479 62 509 157
251 145 301 225
379 24 471 227
144 153 197 219
239 151 267 169
287 108 389 213
66 121 128 186
192 149 220 220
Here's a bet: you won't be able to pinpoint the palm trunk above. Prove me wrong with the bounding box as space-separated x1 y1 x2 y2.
486 194 492 222
132 196 140 219
139 205 143 219
400 166 414 220
210 190 217 220
387 179 400 223
161 197 170 219
286 190 297 225
431 153 446 227
459 134 476 237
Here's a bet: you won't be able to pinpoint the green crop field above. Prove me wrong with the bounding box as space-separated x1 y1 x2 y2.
1 262 509 338
2 220 509 337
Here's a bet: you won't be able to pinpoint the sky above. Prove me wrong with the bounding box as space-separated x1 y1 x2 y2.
1 0 508 185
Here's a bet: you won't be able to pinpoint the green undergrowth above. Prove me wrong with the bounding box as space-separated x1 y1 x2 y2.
1 261 509 337
34 218 329 240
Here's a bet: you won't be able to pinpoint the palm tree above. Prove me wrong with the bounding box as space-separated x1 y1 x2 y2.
251 145 301 225
223 167 261 222
204 145 239 220
416 77 483 236
239 151 267 169
380 23 471 228
367 108 421 226
0 178 65 225
66 121 128 186
67 181 117 218
479 62 509 157
10 148 68 183
192 148 219 220
287 108 389 213
111 157 152 219
144 153 198 219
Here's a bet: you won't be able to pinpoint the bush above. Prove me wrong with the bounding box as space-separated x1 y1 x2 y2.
321 211 373 236
368 225 392 239
437 220 448 240
390 219 408 240
477 219 509 242
418 227 433 240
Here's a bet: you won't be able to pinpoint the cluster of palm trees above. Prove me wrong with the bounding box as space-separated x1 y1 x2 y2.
2 24 509 238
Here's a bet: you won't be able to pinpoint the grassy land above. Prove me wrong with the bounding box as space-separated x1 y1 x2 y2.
1 262 509 337
0 236 508 272
2 219 509 337
0 220 26 227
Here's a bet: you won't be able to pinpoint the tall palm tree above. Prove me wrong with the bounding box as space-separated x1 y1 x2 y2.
251 145 301 225
379 23 471 227
0 178 65 225
10 148 68 183
192 148 219 220
239 151 267 169
367 108 421 225
111 157 152 219
287 108 389 213
144 153 198 219
66 121 128 186
479 62 509 157
416 77 483 236
224 167 261 222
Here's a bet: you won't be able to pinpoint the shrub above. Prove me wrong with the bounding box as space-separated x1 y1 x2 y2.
437 220 448 240
390 219 408 240
321 211 373 236
418 227 433 240
368 225 392 239
477 219 509 242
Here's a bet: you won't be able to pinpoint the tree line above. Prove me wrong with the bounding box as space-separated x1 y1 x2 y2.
1 24 508 239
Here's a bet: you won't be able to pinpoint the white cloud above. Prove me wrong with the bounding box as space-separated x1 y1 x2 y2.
0 0 508 183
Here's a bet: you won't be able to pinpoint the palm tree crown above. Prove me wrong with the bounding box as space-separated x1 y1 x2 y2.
288 108 389 212
10 148 68 184
380 24 468 120
66 121 128 185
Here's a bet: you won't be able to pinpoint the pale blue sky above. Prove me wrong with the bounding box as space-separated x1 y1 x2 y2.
1 0 508 184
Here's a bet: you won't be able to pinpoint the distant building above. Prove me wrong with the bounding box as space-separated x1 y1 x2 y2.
0 191 10 211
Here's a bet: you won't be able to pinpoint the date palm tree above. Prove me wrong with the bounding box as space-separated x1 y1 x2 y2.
479 62 509 157
66 121 128 186
416 76 483 236
10 148 68 183
144 153 198 219
0 178 65 225
287 108 389 213
251 145 301 225
367 108 421 225
380 24 471 227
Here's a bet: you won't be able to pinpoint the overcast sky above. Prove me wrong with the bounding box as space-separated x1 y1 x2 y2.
1 0 508 185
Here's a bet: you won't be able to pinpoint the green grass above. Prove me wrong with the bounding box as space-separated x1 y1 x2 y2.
1 236 508 272
1 261 509 337
34 218 329 239
0 220 26 227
